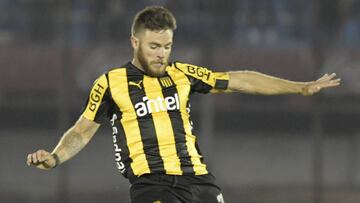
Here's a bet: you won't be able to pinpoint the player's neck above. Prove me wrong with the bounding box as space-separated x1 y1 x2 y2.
131 58 145 72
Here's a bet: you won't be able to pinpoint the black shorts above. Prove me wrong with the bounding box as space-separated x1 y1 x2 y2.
129 173 225 203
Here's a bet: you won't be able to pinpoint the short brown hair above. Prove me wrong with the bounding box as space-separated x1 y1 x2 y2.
131 6 177 36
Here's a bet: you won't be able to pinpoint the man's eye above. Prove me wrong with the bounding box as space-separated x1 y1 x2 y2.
165 46 171 50
150 45 157 49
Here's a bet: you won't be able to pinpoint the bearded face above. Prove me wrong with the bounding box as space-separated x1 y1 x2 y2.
137 43 168 77
132 29 173 77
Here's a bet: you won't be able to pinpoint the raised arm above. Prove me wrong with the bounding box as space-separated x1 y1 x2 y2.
26 116 100 170
227 71 340 95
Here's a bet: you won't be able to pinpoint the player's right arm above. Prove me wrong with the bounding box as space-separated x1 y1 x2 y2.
27 74 110 170
26 116 100 170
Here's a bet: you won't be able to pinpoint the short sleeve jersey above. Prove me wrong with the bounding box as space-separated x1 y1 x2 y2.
81 62 229 178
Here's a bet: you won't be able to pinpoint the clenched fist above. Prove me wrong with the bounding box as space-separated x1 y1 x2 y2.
26 149 58 170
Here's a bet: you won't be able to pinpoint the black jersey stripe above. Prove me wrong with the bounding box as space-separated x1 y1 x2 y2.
106 71 134 178
109 68 151 176
126 67 165 174
167 66 208 175
195 141 205 162
143 75 182 174
109 101 134 178
160 75 195 174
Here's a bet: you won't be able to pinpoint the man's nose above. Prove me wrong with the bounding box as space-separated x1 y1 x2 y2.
157 48 165 58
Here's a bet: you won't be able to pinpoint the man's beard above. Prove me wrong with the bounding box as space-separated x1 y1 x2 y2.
137 47 167 77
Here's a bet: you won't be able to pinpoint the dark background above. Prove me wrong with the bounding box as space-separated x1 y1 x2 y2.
1 0 360 202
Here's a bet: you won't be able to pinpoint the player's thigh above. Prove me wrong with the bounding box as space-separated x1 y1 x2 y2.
130 184 184 203
192 184 225 203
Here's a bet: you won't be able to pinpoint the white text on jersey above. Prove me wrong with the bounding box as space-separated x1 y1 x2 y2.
134 93 180 117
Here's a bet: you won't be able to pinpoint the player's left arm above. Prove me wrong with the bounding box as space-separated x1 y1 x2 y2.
225 71 341 96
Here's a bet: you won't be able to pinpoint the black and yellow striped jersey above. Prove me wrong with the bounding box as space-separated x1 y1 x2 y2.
81 62 229 178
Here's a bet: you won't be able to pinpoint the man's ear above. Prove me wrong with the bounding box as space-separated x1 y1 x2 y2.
130 35 139 49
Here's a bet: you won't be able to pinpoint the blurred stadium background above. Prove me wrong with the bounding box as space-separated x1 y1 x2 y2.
1 0 360 202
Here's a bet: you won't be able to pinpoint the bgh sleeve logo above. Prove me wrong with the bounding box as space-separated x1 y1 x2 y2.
89 83 105 112
187 65 211 81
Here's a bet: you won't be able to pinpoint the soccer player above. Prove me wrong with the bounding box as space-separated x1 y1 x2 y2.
26 6 340 203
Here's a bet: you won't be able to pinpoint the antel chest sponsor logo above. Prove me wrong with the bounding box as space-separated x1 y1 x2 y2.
134 93 180 117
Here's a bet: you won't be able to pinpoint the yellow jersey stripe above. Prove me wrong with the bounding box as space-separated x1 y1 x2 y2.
143 76 182 174
158 75 195 174
109 69 151 176
167 67 208 175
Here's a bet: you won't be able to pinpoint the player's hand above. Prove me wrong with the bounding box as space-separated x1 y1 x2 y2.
26 149 57 170
301 73 341 96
